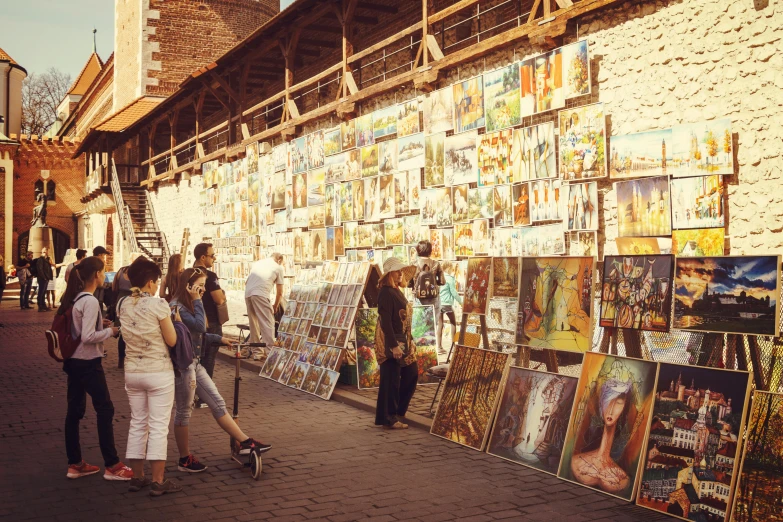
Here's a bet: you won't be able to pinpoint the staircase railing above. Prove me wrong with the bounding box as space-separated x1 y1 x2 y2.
110 160 138 254
146 191 170 262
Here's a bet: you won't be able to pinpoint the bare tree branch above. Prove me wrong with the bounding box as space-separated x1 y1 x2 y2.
21 67 71 136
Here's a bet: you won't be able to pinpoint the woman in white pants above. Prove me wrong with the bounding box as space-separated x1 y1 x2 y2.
118 257 179 496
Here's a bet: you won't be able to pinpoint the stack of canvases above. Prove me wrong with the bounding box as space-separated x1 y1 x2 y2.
429 253 782 521
258 260 371 400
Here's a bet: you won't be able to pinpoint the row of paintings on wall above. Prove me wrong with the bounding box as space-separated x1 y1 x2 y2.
432 347 764 522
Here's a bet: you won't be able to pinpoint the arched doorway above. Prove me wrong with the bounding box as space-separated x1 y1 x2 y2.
18 227 71 266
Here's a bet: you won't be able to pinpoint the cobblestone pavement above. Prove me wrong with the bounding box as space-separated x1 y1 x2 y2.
0 300 669 521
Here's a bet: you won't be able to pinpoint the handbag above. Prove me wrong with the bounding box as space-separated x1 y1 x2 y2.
217 290 229 325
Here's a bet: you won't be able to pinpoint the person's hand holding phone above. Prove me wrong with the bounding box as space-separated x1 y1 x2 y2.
187 282 204 300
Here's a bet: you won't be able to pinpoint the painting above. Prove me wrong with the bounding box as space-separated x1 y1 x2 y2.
487 297 518 347
403 214 424 245
453 76 485 134
397 99 420 137
636 364 751 521
307 168 325 206
412 305 439 384
292 172 307 209
424 132 445 187
488 368 578 475
341 119 356 150
287 361 309 388
352 180 365 221
478 129 512 186
379 140 397 175
423 86 454 135
491 257 519 298
246 142 259 174
384 218 404 246
373 105 397 140
568 231 598 258
472 219 490 255
671 175 725 230
610 129 673 180
530 179 562 223
272 144 287 172
306 130 325 169
452 184 469 223
517 256 594 352
520 48 563 117
559 103 607 180
616 237 662 256
463 257 492 315
562 40 591 99
615 176 672 237
733 390 783 522
394 171 409 214
599 254 674 332
355 113 374 147
673 256 780 336
314 370 340 400
510 122 557 182
363 177 380 222
301 365 324 394
512 183 531 227
468 186 493 220
558 352 658 501
290 136 307 174
355 308 380 389
324 127 341 156
445 130 478 186
420 187 452 228
483 64 521 132
493 184 513 227
565 181 598 231
442 228 455 260
431 345 510 450
455 223 473 257
398 133 425 171
378 174 395 220
671 228 725 257
671 118 733 177
361 145 379 178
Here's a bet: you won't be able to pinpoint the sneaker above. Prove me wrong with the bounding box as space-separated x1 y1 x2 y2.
178 454 208 473
238 438 272 455
194 399 208 409
128 477 151 492
67 461 100 479
149 479 182 497
104 462 134 481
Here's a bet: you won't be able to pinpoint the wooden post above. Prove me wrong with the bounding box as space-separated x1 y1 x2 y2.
194 93 205 159
598 327 614 354
341 0 358 99
422 0 429 66
239 62 250 140
147 123 157 182
169 110 179 170
622 329 643 359
747 336 766 391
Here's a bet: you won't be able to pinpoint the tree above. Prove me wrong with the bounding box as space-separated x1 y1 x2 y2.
21 67 71 136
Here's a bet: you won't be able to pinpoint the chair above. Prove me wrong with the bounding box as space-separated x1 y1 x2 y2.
426 341 456 415
236 324 251 344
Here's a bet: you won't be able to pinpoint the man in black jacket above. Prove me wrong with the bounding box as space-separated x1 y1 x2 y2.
35 247 54 311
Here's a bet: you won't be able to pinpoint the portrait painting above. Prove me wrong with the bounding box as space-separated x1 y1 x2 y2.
558 352 658 501
345 148 361 180
355 113 374 147
341 118 356 150
352 180 365 221
364 177 380 222
564 181 598 231
397 99 420 137
673 255 780 336
512 183 531 227
478 129 512 186
671 175 724 230
378 174 395 220
423 86 454 135
483 64 521 132
431 345 510 450
599 254 675 332
373 105 397 140
488 368 578 475
412 305 439 384
491 257 519 298
671 228 725 257
520 48 563 117
398 133 425 171
558 103 607 180
424 132 446 187
324 183 336 227
452 184 470 223
463 257 492 315
517 256 594 352
324 127 341 156
615 176 672 237
361 144 379 178
453 76 485 134
670 118 733 178
292 172 307 209
609 128 673 180
493 184 513 227
445 130 478 186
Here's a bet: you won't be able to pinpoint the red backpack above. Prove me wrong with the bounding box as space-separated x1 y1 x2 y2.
45 294 92 362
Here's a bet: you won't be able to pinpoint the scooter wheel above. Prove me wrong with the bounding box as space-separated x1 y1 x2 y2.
250 451 262 480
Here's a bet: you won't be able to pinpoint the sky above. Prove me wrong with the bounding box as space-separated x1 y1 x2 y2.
281 0 296 9
2 1 115 80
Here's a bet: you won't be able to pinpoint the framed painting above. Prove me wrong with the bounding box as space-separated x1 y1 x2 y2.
352 180 365 221
491 257 519 299
483 63 521 132
512 183 531 227
445 130 478 186
615 175 672 237
314 370 340 400
355 308 379 389
487 368 579 475
671 175 725 230
564 181 598 231
510 122 557 182
671 118 733 178
424 132 446 187
403 214 423 245
600 255 675 332
341 118 356 150
398 133 426 171
530 179 563 223
487 297 518 347
384 218 404 246
636 363 751 522
442 228 455 260
520 48 563 117
324 152 346 185
558 103 607 180
517 256 595 352
324 127 341 156
290 136 307 174
671 228 725 257
355 113 374 147
472 219 490 255
430 345 510 450
361 144 379 178
478 129 512 186
453 76 485 134
673 255 781 336
420 187 453 228
568 231 598 258
378 174 395 219
307 168 325 207
423 86 454 135
463 257 492 315
562 40 591 99
393 171 409 214
609 128 673 180
291 172 307 209
468 186 493 220
412 305 439 384
373 105 397 140
272 144 287 172
364 177 380 222
397 99 420 137
558 352 659 501
345 148 361 180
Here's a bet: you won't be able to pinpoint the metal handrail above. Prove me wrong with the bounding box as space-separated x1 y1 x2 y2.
110 160 138 254
146 192 170 262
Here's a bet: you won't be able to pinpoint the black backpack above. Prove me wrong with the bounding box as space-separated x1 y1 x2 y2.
28 259 38 278
415 264 439 300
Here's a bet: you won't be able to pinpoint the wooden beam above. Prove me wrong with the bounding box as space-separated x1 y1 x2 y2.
429 0 480 24
300 37 338 47
354 14 379 24
287 99 301 119
311 25 343 34
210 72 241 104
422 0 429 66
289 62 342 94
344 71 359 95
528 0 543 23
347 22 422 64
203 81 230 111
554 0 574 7
426 34 444 60
358 1 398 14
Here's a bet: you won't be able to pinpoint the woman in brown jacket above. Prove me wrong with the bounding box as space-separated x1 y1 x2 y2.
374 258 418 430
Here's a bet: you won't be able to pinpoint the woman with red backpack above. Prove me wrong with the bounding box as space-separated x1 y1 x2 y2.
56 256 133 481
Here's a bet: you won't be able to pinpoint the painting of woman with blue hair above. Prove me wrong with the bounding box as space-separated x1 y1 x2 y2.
558 352 658 501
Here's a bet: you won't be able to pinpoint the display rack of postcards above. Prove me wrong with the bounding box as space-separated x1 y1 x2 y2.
212 235 260 293
258 260 373 400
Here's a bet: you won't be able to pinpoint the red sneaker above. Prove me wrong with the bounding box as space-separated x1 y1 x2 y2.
67 461 100 479
104 462 134 481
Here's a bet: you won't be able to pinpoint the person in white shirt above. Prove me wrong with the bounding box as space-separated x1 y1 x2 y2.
244 253 284 346
56 256 133 482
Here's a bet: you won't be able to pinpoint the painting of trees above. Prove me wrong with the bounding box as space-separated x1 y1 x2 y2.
431 345 510 450
355 309 380 389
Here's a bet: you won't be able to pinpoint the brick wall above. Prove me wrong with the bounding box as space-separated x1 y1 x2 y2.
114 0 142 112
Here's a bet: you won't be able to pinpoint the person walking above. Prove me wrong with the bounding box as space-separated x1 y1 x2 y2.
375 257 418 430
438 261 463 355
35 247 55 311
64 249 87 283
192 243 225 384
17 251 34 309
244 253 284 346
117 257 180 496
411 240 446 351
170 268 271 472
159 253 184 301
57 256 134 481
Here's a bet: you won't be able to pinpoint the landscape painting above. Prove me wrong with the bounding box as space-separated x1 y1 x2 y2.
510 122 557 182
324 127 341 156
615 176 672 237
671 228 725 257
673 256 780 336
670 118 733 178
483 63 521 132
636 363 750 521
423 86 454 135
558 352 658 501
610 128 673 179
488 368 578 475
398 133 426 171
517 256 594 352
431 345 510 450
733 390 783 522
453 76 485 134
463 257 492 315
425 132 446 187
445 130 478 186
565 181 598 231
412 305 439 384
558 103 607 180
491 256 520 299
355 308 380 389
600 255 675 332
671 175 725 230
373 105 397 140
397 99 420 137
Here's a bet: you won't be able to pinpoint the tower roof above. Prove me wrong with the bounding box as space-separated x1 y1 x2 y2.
0 47 27 74
67 52 104 96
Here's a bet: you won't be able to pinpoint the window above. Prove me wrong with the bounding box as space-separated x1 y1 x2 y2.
34 179 56 202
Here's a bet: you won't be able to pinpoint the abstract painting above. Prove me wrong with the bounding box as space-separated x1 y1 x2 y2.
483 63 521 132
444 130 478 186
463 257 492 315
453 76 485 133
510 122 557 182
491 257 520 299
431 345 510 450
671 175 725 230
424 132 445 187
559 103 607 180
609 128 673 179
530 179 562 223
558 352 658 501
636 363 750 521
520 48 563 116
355 308 380 389
733 390 783 522
600 255 675 332
671 118 733 178
412 305 439 384
397 99 420 137
488 368 578 475
517 256 594 352
564 181 598 231
398 133 425 171
373 105 397 140
673 256 780 336
487 297 518 346
478 129 512 186
615 176 672 237
671 228 725 257
423 86 454 135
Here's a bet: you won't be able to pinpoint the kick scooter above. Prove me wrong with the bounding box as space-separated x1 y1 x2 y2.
229 341 266 480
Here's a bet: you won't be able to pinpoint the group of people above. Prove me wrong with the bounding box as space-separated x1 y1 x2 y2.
58 243 271 495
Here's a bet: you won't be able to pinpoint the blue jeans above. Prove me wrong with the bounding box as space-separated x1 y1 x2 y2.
20 280 32 308
174 361 228 426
